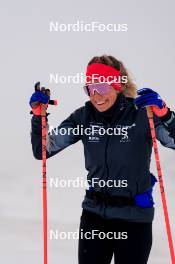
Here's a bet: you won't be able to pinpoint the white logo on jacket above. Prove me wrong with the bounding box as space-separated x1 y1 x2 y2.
88 122 136 142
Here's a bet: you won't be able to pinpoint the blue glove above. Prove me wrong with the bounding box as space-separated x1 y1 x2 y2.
135 174 157 208
29 82 50 116
134 88 164 109
29 90 49 107
134 88 169 117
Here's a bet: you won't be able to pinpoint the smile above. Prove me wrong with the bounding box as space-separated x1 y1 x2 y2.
96 100 107 105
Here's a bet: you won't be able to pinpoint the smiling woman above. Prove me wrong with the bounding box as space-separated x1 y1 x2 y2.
30 54 175 264
84 55 137 112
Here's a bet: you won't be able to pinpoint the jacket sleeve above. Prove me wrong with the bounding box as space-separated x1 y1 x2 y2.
154 109 175 150
31 107 83 160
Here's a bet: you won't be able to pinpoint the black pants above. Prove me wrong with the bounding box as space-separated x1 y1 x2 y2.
78 210 152 264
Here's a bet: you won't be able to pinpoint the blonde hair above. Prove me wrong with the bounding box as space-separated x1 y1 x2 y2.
88 55 137 98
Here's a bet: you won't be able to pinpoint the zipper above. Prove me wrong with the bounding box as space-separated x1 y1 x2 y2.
102 99 133 217
103 102 132 195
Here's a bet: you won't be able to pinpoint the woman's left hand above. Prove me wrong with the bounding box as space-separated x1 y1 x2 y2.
134 88 168 117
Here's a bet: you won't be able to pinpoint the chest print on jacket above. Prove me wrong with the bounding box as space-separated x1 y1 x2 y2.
118 123 136 142
87 122 136 143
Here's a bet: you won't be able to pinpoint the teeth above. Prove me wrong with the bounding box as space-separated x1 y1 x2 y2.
96 101 106 105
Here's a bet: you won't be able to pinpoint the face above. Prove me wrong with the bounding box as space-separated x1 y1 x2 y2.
90 86 119 112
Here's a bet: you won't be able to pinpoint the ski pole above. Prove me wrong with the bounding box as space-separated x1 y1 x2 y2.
146 107 175 264
41 99 58 264
41 104 48 264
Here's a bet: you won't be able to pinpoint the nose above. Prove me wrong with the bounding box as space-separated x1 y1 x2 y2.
93 90 102 96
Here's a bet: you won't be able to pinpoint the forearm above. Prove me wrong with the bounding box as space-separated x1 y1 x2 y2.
31 110 82 160
31 115 55 160
154 109 175 149
160 108 175 140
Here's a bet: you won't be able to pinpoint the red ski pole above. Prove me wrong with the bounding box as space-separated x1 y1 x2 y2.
41 104 48 264
41 99 58 264
146 107 175 264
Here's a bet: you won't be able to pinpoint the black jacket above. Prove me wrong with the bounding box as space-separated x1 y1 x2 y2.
31 93 175 222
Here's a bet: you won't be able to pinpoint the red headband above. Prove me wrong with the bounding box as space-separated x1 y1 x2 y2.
86 63 122 91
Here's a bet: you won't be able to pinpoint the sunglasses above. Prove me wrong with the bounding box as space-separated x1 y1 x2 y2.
84 83 112 96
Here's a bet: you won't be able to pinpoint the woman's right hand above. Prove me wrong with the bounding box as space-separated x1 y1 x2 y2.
29 82 50 116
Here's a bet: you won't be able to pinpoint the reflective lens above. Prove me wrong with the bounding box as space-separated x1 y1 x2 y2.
84 83 112 96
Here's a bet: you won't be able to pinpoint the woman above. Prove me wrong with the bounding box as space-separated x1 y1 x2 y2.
30 55 175 264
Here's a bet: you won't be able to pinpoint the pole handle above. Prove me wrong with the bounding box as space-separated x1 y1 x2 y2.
146 106 153 118
41 104 47 116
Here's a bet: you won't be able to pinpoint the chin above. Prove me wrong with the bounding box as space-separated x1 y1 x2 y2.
95 103 110 112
